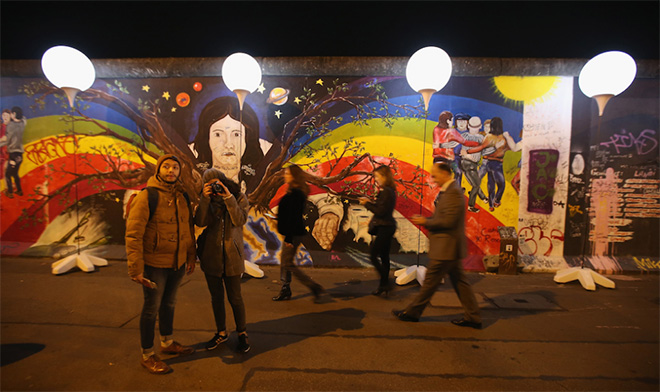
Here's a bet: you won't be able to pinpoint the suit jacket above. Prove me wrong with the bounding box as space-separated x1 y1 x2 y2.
423 180 467 261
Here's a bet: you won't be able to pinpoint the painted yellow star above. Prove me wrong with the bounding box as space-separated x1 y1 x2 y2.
274 110 282 119
115 197 120 203
141 85 150 92
162 91 170 100
305 226 310 232
257 83 266 94
171 107 177 112
293 96 302 105
315 79 324 86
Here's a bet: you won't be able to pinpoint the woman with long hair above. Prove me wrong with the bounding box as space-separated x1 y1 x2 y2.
272 164 326 302
360 165 397 296
195 168 251 353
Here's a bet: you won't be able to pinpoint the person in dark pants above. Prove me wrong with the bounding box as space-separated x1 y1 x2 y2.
359 165 397 297
125 154 196 374
392 162 482 329
272 164 326 302
195 168 251 353
1 107 26 198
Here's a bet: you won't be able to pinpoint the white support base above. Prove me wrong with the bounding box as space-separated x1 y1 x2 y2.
394 265 440 286
244 260 264 278
553 267 616 291
51 251 108 275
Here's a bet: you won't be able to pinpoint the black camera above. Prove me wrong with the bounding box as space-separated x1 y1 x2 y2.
211 182 224 195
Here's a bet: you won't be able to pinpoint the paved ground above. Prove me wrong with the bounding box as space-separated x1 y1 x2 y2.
1 257 659 391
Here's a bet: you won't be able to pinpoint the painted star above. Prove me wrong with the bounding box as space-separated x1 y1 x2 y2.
293 96 302 105
162 91 170 100
305 226 310 232
115 198 120 203
171 107 177 112
257 83 266 94
141 85 150 92
316 79 324 86
274 110 282 119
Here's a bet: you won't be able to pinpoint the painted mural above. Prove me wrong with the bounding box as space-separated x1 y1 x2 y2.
0 71 657 271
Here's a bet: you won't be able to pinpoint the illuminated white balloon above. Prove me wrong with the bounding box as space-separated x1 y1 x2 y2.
41 45 96 91
405 46 452 110
578 51 637 98
222 53 262 94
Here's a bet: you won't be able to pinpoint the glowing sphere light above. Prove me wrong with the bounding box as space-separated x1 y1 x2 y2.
41 45 96 106
222 53 262 109
578 51 637 116
405 46 452 110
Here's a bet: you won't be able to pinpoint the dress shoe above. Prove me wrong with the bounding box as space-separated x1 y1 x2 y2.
272 284 292 301
451 318 483 329
161 341 195 356
140 354 171 374
467 206 480 213
392 309 419 322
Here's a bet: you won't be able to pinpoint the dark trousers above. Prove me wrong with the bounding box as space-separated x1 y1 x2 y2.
462 159 487 207
404 258 481 323
485 160 505 207
280 235 321 292
370 225 396 287
140 265 186 350
5 152 22 194
204 273 246 333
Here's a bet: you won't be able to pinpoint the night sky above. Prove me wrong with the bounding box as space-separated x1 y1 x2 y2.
1 1 658 60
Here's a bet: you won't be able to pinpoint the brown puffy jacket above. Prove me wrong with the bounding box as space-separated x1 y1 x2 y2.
125 159 195 278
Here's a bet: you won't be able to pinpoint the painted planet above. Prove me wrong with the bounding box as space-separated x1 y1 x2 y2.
176 92 190 107
193 82 203 92
266 87 290 105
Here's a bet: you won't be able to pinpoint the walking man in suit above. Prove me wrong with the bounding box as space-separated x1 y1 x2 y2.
392 162 482 329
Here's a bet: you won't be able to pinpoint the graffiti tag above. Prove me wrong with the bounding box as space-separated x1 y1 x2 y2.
519 225 564 256
527 149 559 214
600 129 658 155
24 135 77 165
633 257 660 271
568 204 583 217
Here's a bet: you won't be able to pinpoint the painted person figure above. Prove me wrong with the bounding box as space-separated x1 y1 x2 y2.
452 112 471 186
192 96 264 193
272 165 327 303
359 165 397 297
195 168 251 353
392 162 482 328
467 117 510 211
125 154 196 374
460 116 488 213
432 111 478 175
0 107 26 198
0 109 11 181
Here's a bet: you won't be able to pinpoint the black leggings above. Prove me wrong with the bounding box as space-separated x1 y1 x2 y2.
370 225 396 287
5 152 22 194
204 274 246 333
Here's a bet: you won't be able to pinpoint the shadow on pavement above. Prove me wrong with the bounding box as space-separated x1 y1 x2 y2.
1 343 46 367
166 308 366 366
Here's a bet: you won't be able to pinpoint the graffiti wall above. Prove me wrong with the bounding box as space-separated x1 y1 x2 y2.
0 66 657 271
564 78 660 272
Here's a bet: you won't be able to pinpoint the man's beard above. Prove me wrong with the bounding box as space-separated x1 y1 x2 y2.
213 156 240 182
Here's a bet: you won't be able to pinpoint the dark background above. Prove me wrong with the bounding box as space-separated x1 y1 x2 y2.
1 1 658 60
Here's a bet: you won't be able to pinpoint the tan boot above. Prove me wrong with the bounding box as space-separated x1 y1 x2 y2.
140 354 171 374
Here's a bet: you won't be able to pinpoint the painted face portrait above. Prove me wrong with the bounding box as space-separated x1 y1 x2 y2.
194 96 263 190
208 115 246 182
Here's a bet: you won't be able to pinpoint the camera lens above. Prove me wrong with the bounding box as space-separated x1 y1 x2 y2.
211 183 223 194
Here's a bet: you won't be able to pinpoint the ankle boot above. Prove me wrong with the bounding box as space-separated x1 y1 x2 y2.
272 284 292 301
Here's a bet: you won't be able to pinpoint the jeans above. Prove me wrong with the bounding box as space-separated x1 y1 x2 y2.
280 235 321 292
5 152 22 194
204 273 246 333
461 159 487 208
139 264 186 350
484 160 505 207
370 225 396 287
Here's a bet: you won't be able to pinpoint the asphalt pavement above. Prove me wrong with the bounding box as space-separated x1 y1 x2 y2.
1 257 658 391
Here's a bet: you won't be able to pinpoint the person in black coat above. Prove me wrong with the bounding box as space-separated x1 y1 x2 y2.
360 165 397 296
272 164 326 302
